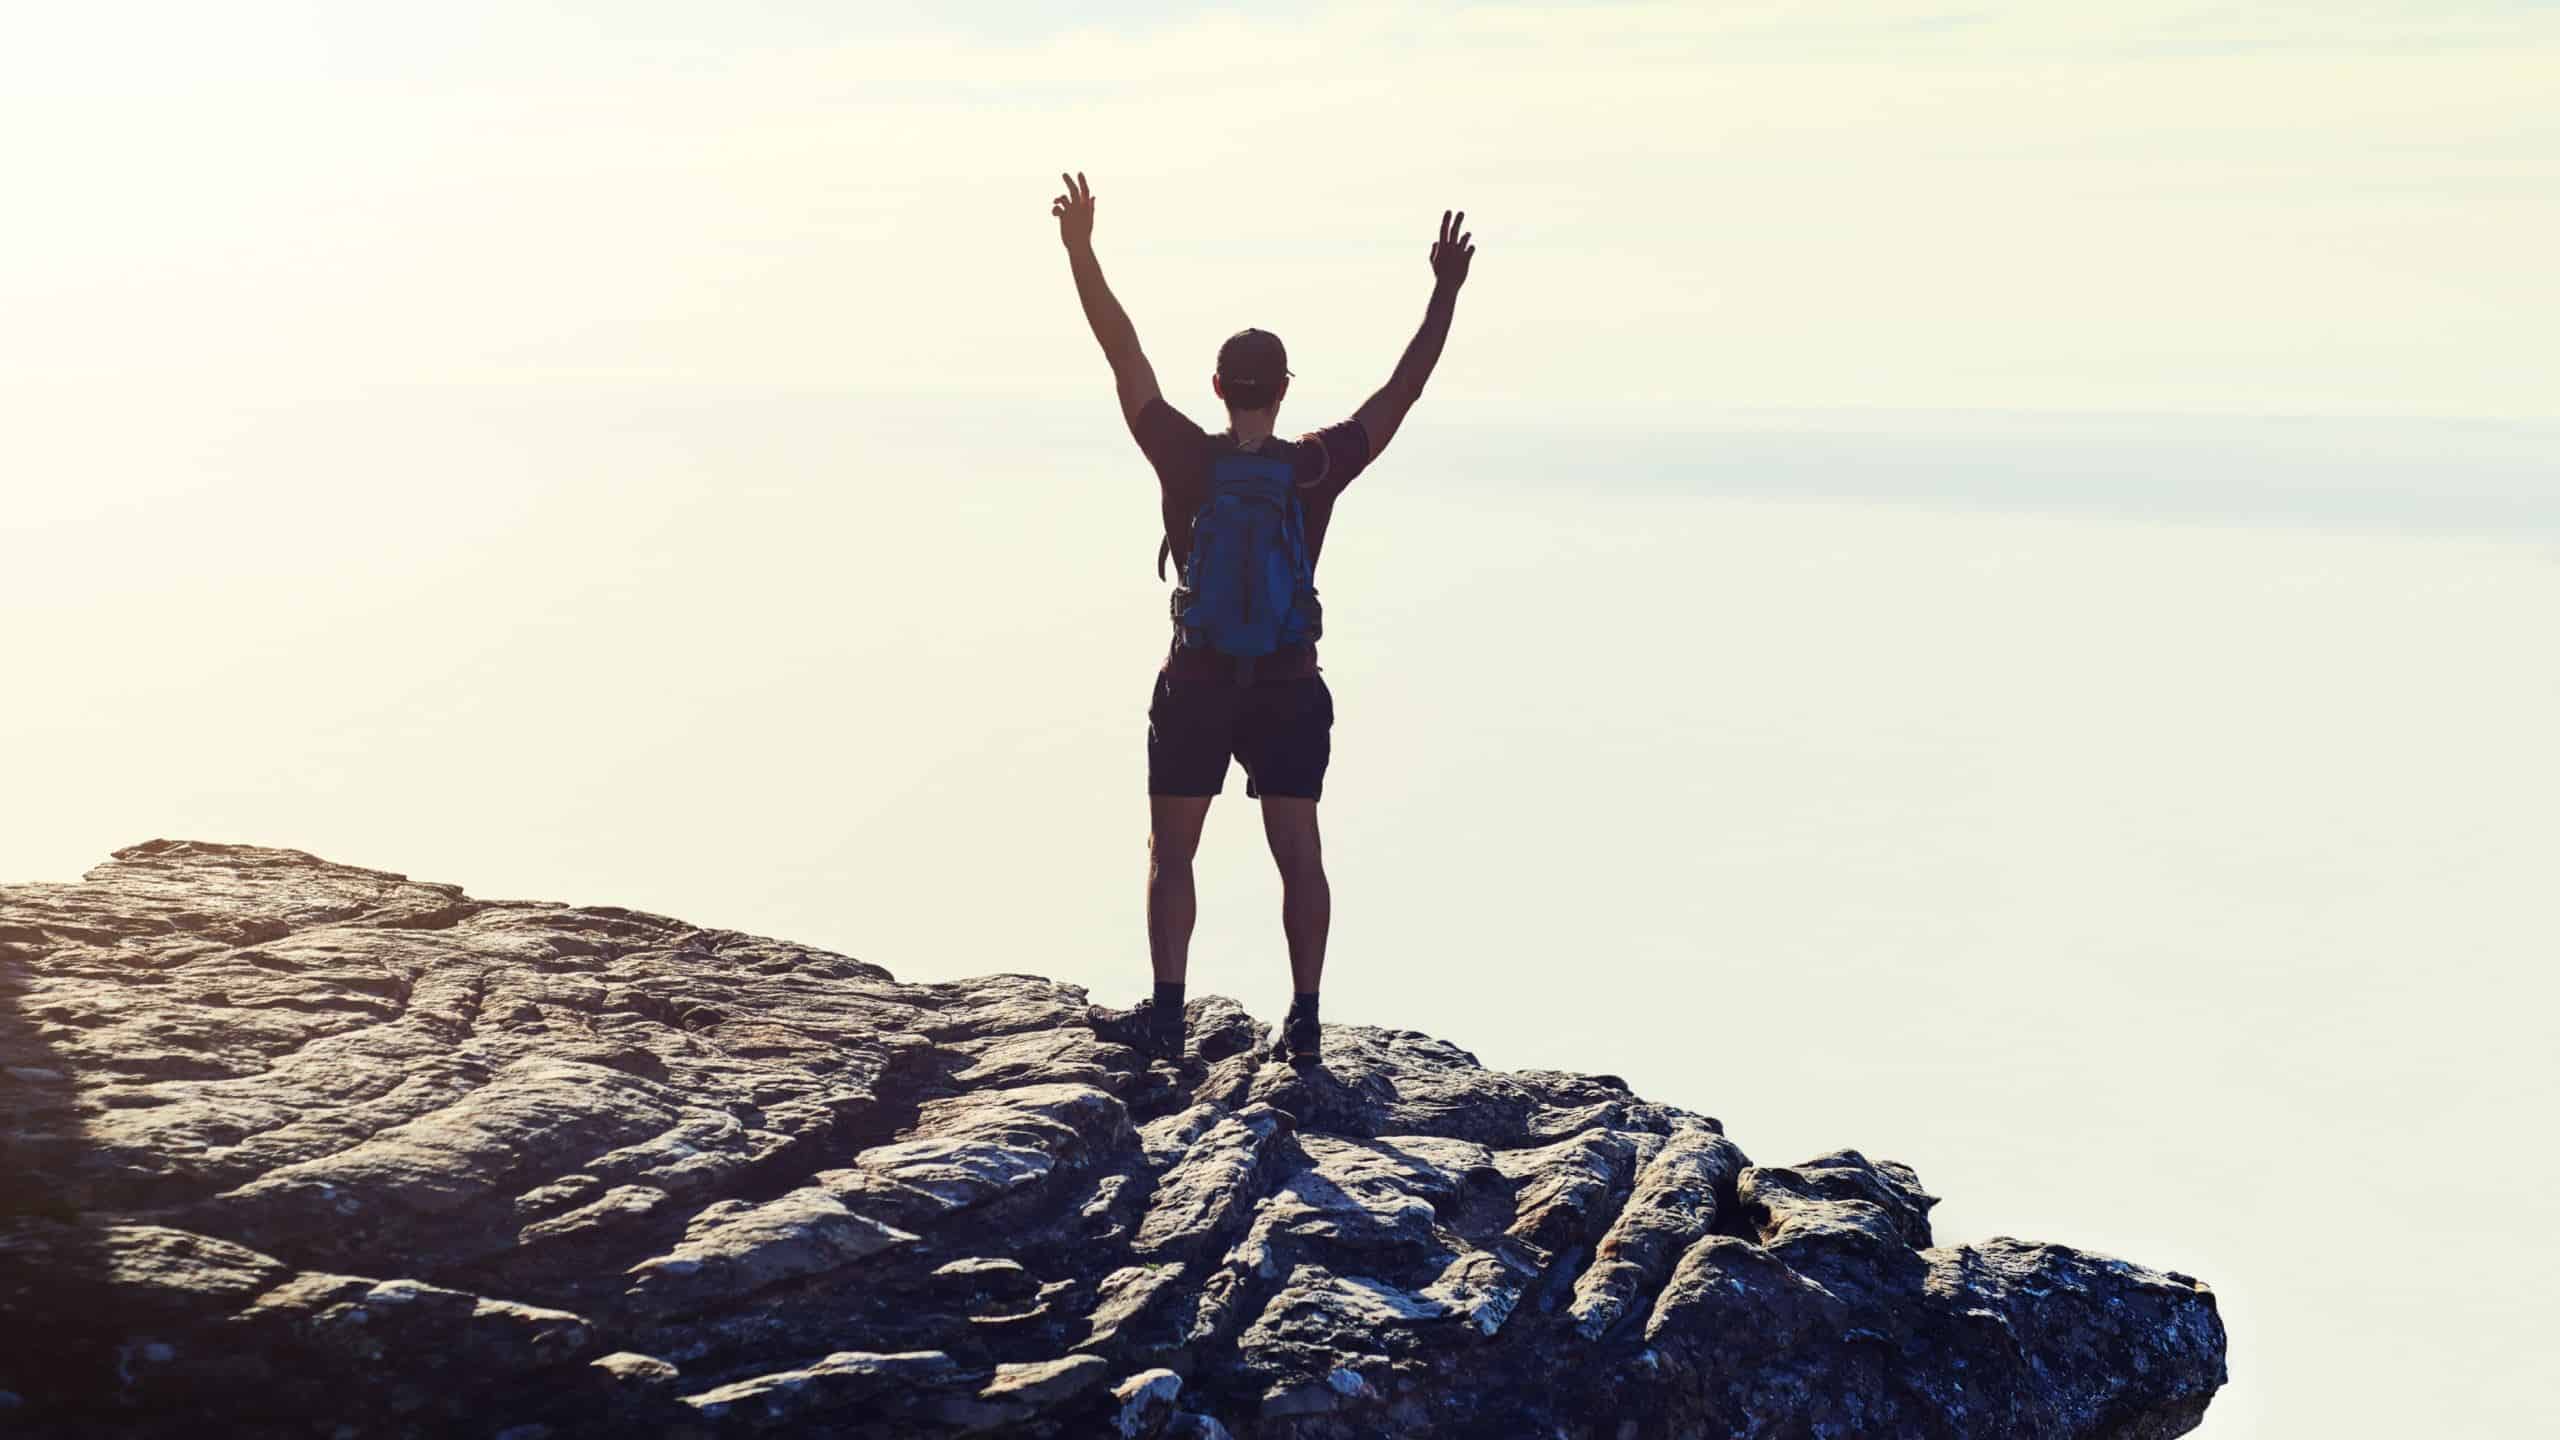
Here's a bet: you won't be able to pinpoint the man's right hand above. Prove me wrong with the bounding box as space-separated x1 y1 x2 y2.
1053 171 1095 250
1429 209 1474 288
1356 209 1474 460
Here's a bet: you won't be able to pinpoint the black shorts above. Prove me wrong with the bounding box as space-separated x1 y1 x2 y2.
1146 669 1334 800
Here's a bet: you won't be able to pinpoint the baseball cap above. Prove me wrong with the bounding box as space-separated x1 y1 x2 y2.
1215 328 1292 387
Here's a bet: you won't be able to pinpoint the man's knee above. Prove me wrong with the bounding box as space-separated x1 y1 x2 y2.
1259 800 1324 887
1150 797 1212 871
1271 843 1326 891
1150 828 1201 874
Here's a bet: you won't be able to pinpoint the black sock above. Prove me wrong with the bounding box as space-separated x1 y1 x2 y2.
1153 980 1186 1012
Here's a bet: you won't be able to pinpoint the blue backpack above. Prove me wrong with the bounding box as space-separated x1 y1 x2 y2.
1159 450 1321 672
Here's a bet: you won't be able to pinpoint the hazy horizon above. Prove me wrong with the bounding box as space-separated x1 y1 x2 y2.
9 4 2558 1435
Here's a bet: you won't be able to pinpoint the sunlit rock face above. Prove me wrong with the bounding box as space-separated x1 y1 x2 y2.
0 840 2225 1438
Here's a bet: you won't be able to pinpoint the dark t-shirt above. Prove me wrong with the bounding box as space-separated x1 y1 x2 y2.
1131 396 1373 680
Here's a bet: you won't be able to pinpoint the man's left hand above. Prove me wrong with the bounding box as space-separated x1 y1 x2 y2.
1052 171 1096 249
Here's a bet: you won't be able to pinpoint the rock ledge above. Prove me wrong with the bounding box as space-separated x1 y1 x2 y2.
0 840 2225 1437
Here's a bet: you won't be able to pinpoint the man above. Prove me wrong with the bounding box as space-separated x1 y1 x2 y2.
1049 170 1474 1066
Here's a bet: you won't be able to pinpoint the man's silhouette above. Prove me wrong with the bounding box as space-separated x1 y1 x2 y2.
1051 170 1473 1065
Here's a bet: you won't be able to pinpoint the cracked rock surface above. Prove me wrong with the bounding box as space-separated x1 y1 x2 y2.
0 841 2226 1437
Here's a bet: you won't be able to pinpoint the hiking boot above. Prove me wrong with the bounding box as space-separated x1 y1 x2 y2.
1272 999 1321 1065
1089 996 1185 1064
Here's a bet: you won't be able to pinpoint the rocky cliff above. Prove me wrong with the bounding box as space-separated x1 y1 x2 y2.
0 841 2225 1437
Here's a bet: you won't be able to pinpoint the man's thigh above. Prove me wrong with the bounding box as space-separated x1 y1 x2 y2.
1147 670 1235 797
1151 794 1214 863
1236 675 1333 802
1257 794 1322 870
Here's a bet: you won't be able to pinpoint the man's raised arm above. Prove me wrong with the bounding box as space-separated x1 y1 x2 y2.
1052 171 1162 426
1354 208 1475 460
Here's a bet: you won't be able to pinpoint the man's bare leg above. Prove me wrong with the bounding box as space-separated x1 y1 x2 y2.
1259 797 1329 994
1148 795 1214 985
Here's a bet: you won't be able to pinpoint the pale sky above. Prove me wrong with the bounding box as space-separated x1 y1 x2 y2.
6 2 2556 417
7 5 2559 1436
